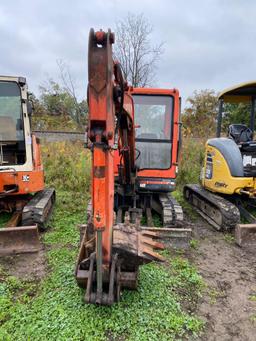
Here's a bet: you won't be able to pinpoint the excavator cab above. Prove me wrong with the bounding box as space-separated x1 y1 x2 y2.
131 88 181 193
215 82 256 181
129 88 183 227
0 76 55 255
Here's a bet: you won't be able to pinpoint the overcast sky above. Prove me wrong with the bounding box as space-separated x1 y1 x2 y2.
1 0 255 105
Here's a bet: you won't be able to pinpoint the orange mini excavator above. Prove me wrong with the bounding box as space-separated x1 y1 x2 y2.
75 29 191 305
0 76 55 255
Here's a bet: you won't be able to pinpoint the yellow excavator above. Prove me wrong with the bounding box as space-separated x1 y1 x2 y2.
184 81 256 246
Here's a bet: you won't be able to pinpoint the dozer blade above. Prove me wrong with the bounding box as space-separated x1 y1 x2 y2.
0 225 40 255
235 223 256 247
141 227 192 250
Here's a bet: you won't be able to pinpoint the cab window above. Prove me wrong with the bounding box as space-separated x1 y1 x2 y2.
0 81 24 142
133 95 173 141
132 94 173 170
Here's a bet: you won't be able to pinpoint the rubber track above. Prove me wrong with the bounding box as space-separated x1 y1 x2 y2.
184 184 240 231
22 188 56 230
159 193 184 226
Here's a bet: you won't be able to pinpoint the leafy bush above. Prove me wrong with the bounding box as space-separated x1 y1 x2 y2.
32 113 83 132
182 90 218 138
177 138 205 187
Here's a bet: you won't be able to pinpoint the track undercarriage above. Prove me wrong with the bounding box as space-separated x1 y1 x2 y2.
184 184 256 246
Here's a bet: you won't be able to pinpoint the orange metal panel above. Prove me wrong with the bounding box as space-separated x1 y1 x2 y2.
32 134 43 170
92 146 114 264
0 170 45 195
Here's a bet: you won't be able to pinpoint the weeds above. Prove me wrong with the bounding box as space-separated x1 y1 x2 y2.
190 239 199 249
223 234 235 244
41 141 91 193
249 294 256 302
0 213 11 228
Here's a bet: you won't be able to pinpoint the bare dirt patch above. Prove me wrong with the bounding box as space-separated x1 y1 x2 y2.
191 218 256 341
0 249 47 281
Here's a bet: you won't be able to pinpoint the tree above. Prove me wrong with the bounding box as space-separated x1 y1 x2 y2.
39 77 88 126
39 80 77 116
31 81 87 131
28 92 46 116
114 13 164 87
182 90 218 138
56 59 87 125
222 102 251 132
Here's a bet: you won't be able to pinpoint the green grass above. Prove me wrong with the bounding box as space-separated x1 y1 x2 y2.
0 141 204 340
0 213 11 228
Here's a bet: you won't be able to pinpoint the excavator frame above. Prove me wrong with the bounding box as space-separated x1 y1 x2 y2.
184 81 256 246
0 76 55 255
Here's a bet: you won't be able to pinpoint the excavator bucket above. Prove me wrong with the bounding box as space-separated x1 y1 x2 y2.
0 225 40 255
75 220 192 304
75 222 165 304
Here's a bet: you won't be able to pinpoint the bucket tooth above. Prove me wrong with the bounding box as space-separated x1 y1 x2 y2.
139 235 164 250
141 230 161 237
113 223 166 265
141 247 165 262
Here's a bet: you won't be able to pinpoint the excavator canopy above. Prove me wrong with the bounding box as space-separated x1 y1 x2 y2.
218 81 256 103
217 81 256 137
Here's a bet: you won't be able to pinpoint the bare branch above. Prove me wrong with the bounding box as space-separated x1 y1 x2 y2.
114 13 164 87
56 59 83 125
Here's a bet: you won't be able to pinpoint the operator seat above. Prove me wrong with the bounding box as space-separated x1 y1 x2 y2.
228 124 256 177
228 124 253 144
228 124 256 152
